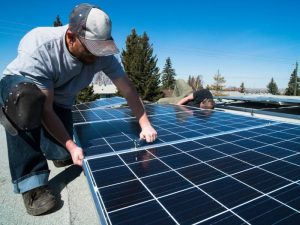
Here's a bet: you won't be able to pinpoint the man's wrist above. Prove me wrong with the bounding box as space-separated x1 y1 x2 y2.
139 120 152 130
138 113 151 128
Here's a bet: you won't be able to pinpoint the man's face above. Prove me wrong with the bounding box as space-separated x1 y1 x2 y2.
200 99 214 109
74 38 98 64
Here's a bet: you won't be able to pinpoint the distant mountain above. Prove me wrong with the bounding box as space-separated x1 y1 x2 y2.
92 71 113 86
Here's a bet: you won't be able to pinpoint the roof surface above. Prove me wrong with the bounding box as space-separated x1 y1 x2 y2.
0 126 100 225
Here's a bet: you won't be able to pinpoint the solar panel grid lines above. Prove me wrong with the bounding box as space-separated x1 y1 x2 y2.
144 146 255 224
225 132 300 165
85 149 298 223
85 134 296 223
169 149 296 222
74 103 259 126
78 104 203 125
113 154 181 224
85 150 298 224
77 120 279 160
72 97 127 111
73 108 131 125
86 148 248 224
160 138 300 214
208 131 300 181
73 104 300 225
82 161 113 225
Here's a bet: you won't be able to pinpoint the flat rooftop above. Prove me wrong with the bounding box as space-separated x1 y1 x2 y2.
0 126 99 225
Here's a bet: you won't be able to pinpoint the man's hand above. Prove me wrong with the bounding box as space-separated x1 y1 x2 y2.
66 140 84 166
140 125 157 143
69 146 84 166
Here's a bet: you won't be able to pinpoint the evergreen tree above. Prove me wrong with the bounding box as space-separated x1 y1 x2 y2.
161 57 176 90
211 70 226 95
285 62 300 96
188 75 203 91
267 77 279 95
76 85 100 104
240 82 245 93
121 29 162 101
53 15 62 27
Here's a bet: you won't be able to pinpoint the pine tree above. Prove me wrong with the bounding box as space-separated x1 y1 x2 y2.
53 15 62 27
240 82 245 93
161 57 176 90
267 77 279 95
285 62 300 96
76 85 100 104
211 70 226 95
188 75 203 91
121 29 162 102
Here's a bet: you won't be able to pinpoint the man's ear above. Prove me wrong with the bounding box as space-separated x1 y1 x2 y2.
66 29 76 43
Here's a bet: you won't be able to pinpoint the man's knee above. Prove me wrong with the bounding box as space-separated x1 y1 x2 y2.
0 82 45 135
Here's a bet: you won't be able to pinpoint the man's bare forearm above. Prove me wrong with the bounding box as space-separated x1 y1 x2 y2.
177 93 193 105
112 76 157 142
42 109 75 151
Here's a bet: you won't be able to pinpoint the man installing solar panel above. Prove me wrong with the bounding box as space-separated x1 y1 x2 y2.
0 3 157 216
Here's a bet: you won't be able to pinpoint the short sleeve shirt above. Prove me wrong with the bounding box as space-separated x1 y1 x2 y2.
3 25 125 108
186 89 213 107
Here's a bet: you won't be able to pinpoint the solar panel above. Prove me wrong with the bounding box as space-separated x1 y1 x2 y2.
72 96 126 111
216 95 300 105
73 104 300 225
72 97 128 124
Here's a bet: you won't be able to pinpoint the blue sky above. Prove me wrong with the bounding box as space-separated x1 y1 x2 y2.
0 0 299 89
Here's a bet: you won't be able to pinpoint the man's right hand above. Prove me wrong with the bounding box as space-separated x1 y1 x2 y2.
66 140 84 166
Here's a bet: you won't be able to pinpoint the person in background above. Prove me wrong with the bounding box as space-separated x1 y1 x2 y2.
157 79 215 109
0 3 157 216
177 89 215 109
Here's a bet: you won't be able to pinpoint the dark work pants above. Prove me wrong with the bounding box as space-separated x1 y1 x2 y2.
0 75 72 193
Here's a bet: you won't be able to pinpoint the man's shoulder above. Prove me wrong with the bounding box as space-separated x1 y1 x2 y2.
19 25 67 53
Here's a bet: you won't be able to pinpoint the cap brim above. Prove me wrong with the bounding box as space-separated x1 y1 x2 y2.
80 38 119 56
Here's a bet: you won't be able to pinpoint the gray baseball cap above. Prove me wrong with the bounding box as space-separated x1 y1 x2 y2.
69 3 119 56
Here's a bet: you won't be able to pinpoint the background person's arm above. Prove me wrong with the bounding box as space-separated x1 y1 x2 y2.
177 93 194 105
112 76 157 143
41 89 84 166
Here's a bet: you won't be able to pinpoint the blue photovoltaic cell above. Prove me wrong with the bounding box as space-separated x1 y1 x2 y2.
233 197 300 225
233 168 290 193
200 177 261 208
99 179 153 211
109 200 175 225
270 184 300 211
199 212 246 225
207 156 252 175
285 154 300 166
233 151 275 166
73 104 300 225
177 163 226 185
141 171 193 197
159 188 226 224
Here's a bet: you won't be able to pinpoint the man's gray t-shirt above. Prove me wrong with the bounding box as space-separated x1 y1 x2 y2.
3 25 125 108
